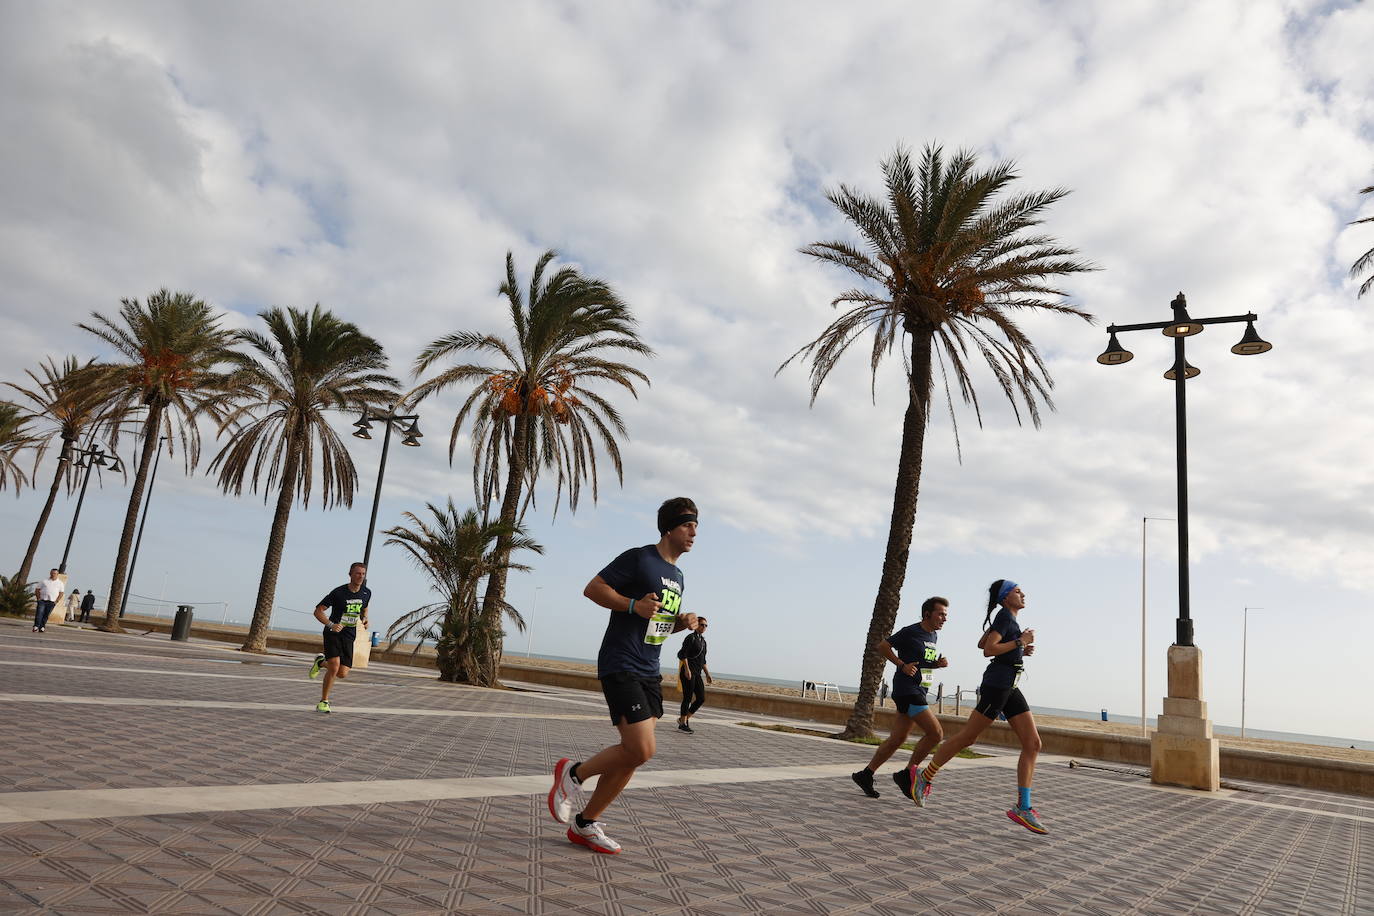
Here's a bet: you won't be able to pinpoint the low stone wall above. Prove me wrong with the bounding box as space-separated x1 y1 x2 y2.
498 662 1372 797
99 618 1373 797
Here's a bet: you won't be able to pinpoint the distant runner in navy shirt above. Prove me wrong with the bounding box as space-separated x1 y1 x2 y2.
915 579 1047 835
306 562 371 714
548 497 701 855
851 597 949 800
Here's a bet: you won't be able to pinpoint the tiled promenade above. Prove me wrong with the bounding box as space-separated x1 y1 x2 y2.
0 617 1368 915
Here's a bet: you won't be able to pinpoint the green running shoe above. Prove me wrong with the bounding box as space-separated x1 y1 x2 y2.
1007 806 1048 834
309 654 325 679
316 699 331 713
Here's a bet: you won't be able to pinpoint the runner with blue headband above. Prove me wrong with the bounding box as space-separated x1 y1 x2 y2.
912 578 1047 835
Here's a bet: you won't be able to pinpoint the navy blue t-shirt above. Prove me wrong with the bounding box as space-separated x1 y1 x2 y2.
318 584 371 628
981 606 1024 690
596 545 685 678
888 623 941 698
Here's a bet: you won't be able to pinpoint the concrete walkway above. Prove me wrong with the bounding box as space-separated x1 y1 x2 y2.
0 618 1368 914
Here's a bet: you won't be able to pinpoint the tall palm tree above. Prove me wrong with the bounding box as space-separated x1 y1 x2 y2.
210 305 398 652
1351 183 1374 297
0 402 38 496
5 358 115 586
383 500 541 685
781 144 1095 738
80 290 240 630
410 250 652 673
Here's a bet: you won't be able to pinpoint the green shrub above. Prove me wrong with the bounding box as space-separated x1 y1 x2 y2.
0 574 34 619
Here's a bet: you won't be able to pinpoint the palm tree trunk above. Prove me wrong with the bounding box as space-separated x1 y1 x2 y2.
240 443 301 652
101 409 163 631
837 331 934 740
476 414 529 682
16 439 71 587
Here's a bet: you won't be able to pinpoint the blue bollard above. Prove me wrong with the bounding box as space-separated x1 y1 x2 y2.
1101 708 1108 721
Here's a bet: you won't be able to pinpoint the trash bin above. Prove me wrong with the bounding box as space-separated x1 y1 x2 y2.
371 630 380 647
1100 708 1109 721
171 605 194 641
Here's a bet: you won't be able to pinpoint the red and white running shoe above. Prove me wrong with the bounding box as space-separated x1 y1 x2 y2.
548 758 582 824
567 820 621 854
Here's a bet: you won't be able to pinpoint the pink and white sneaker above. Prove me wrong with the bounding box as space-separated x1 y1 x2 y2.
548 758 582 824
567 819 621 854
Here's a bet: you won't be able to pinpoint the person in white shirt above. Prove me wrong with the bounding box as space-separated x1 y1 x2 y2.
33 569 64 632
66 589 82 622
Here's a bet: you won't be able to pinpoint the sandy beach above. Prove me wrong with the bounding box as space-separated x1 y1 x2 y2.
504 654 1374 766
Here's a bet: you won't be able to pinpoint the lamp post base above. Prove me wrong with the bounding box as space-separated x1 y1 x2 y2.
1150 644 1220 791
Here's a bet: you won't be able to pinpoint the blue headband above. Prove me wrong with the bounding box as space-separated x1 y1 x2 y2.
997 580 1018 603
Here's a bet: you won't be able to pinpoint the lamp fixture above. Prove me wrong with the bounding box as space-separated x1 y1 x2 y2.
1164 360 1200 381
1097 329 1134 365
1230 319 1272 356
1162 292 1204 338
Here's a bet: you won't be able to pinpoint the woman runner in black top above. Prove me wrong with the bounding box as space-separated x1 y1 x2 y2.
913 579 1047 834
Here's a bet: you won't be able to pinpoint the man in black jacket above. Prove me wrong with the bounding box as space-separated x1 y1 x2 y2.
676 617 711 733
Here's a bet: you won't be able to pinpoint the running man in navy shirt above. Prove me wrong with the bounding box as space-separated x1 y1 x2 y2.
548 497 700 855
851 596 949 800
914 579 1046 834
307 562 371 713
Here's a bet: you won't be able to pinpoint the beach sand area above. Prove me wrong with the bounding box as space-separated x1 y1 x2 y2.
506 654 1373 766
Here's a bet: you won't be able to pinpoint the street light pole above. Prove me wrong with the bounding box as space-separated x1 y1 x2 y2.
1241 606 1263 738
1098 292 1272 790
57 442 122 575
1141 516 1174 737
353 406 423 574
119 436 168 618
1098 293 1271 647
525 586 542 657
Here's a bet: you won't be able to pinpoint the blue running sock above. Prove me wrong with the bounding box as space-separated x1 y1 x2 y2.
1018 787 1031 810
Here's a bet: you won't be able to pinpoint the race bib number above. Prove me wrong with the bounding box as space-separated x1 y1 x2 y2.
920 667 935 690
341 600 363 627
1012 664 1024 688
644 612 676 645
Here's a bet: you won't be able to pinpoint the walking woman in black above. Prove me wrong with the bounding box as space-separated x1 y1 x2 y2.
913 579 1047 834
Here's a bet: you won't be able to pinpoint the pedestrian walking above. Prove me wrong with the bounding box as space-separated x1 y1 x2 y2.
548 497 700 855
852 596 949 800
306 562 371 713
65 590 82 623
879 679 889 708
675 616 711 733
914 579 1046 834
32 568 63 632
79 590 96 623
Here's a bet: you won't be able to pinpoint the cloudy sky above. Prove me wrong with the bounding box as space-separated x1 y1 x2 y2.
2 1 1372 742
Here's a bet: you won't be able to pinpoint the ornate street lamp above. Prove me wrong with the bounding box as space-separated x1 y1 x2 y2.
1099 291 1272 791
352 406 423 572
55 440 123 575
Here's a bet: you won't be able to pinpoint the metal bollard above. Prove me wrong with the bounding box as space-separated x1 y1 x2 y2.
171 605 194 641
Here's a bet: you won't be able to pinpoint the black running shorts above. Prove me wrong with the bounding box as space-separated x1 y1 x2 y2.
974 685 1029 720
599 671 663 725
322 626 356 668
894 693 930 717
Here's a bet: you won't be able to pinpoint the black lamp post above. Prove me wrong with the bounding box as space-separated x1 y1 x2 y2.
1098 292 1272 647
352 406 423 572
55 440 123 575
118 436 169 618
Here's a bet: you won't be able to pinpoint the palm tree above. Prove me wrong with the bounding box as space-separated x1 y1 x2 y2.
1351 182 1374 297
410 250 652 672
383 500 541 685
5 358 114 587
80 290 240 630
781 144 1095 738
209 305 399 652
0 402 38 496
